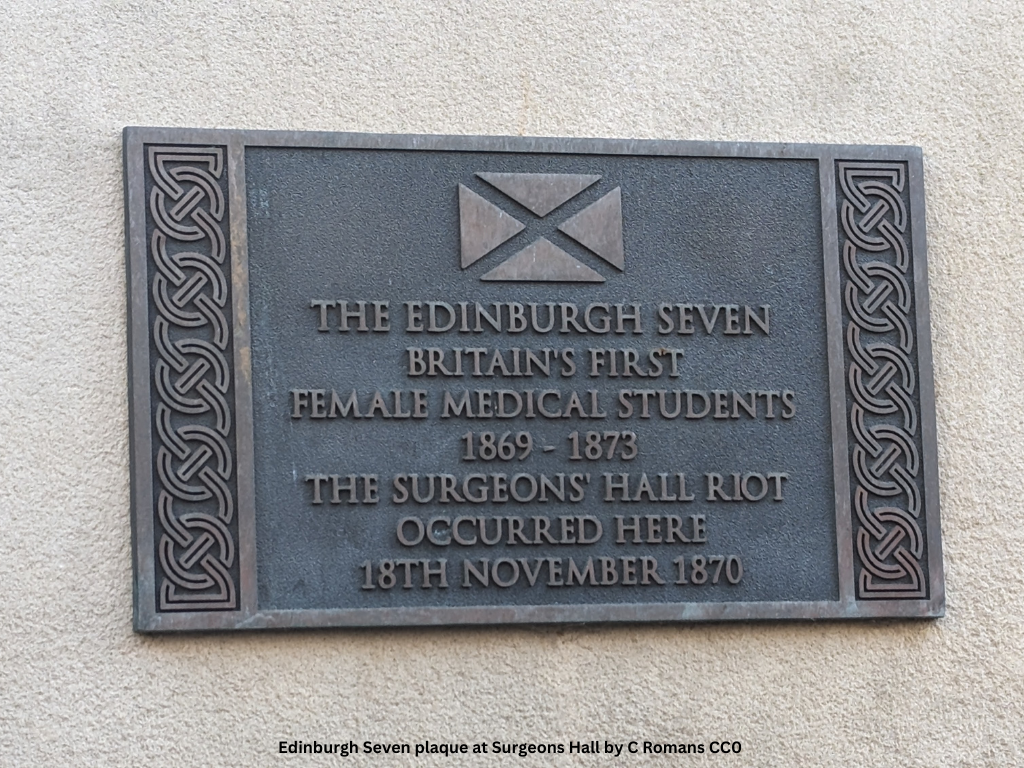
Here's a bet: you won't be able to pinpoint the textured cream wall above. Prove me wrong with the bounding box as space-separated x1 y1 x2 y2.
1 1 1022 765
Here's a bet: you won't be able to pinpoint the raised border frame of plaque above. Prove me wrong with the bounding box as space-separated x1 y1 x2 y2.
124 128 944 632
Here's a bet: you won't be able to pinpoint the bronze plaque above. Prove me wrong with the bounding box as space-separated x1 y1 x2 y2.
124 128 943 631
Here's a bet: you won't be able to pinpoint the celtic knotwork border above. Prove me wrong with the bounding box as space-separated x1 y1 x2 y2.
146 146 238 611
838 161 927 600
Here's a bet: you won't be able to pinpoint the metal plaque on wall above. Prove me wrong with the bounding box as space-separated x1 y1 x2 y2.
124 128 944 631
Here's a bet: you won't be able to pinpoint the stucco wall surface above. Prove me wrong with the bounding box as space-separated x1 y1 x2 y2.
1 1 1022 765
